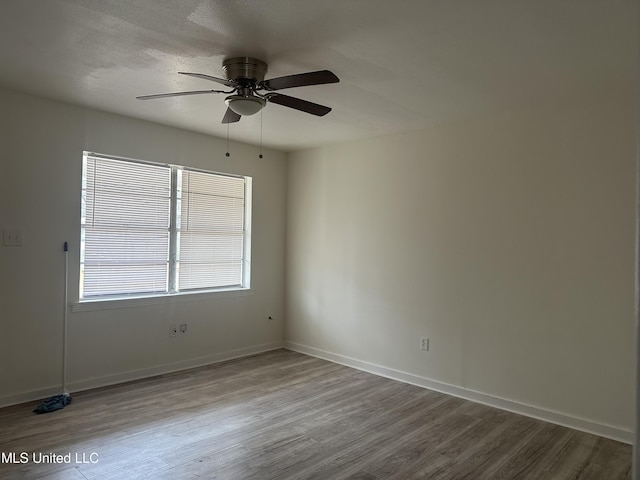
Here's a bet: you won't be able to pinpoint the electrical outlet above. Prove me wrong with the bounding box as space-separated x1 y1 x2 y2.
420 337 429 351
170 325 178 337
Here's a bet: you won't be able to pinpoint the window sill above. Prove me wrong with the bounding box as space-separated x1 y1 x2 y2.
71 288 253 312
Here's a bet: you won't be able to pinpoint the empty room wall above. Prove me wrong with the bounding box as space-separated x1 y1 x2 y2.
285 99 636 441
0 88 286 406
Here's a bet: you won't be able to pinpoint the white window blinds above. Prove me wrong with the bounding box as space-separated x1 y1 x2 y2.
80 153 250 301
178 170 246 290
81 155 171 298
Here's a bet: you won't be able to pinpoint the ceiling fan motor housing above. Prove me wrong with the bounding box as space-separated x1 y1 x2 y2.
223 57 268 116
223 57 268 84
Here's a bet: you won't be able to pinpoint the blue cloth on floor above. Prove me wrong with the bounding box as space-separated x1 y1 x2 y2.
33 394 72 414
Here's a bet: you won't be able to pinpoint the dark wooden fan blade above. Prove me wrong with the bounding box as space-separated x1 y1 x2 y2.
178 72 236 88
261 70 339 91
267 94 331 116
136 90 226 100
222 107 241 124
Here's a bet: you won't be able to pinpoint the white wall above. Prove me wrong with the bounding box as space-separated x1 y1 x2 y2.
285 100 636 441
0 88 287 405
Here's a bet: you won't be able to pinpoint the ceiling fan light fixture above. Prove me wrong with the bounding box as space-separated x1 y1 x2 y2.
137 57 339 124
225 95 266 116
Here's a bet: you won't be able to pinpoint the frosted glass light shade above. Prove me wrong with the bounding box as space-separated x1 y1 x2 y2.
225 95 266 116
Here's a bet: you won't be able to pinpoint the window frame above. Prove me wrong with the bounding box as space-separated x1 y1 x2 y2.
78 151 252 307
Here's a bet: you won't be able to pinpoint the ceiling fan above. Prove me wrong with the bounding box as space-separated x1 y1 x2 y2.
136 57 339 123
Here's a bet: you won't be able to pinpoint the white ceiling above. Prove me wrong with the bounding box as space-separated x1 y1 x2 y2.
0 0 636 152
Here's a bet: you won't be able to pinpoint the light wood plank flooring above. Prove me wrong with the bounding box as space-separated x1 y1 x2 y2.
0 349 631 479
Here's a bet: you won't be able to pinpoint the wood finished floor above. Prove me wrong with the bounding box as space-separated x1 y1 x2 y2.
0 349 631 480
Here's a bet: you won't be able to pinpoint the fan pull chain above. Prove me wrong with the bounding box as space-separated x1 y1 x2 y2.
225 121 230 157
259 108 264 159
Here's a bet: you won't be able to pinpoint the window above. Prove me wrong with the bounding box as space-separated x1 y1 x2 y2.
80 152 251 301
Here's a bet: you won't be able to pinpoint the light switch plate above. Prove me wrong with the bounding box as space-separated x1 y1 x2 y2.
2 228 23 246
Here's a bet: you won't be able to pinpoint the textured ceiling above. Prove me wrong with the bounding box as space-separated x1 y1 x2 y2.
0 0 636 151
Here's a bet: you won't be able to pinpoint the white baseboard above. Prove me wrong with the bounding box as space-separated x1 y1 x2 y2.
284 341 633 445
0 341 283 409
